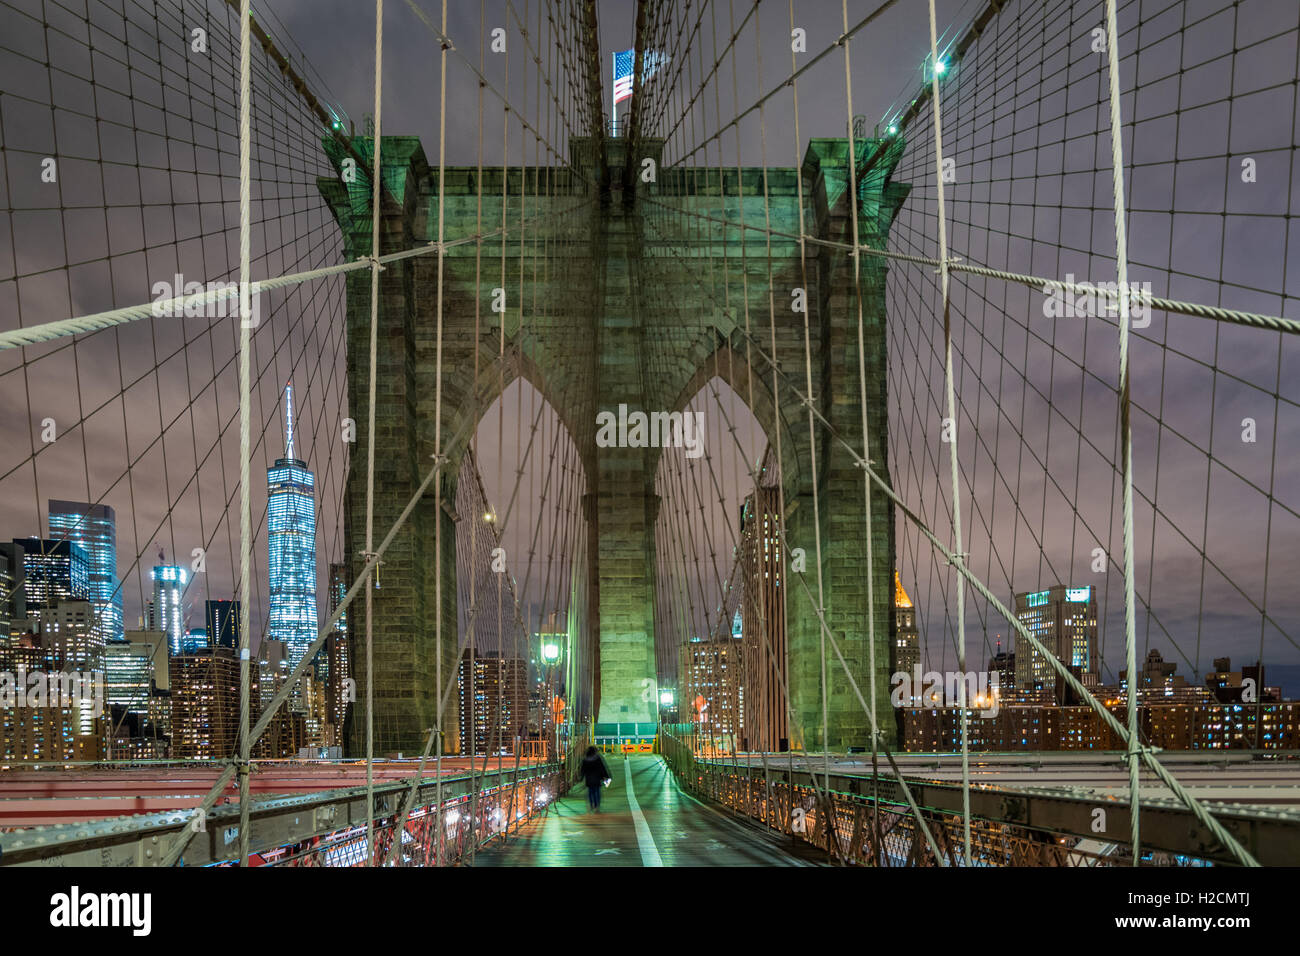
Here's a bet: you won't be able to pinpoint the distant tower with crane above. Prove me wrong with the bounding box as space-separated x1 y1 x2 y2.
150 546 189 657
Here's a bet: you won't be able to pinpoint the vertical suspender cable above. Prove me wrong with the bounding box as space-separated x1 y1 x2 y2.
837 0 883 867
496 6 509 819
235 0 253 869
364 0 384 867
468 0 486 867
926 0 970 866
1101 0 1142 866
433 0 450 868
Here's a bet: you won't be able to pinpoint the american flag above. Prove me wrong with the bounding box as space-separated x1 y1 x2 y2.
613 49 669 107
612 49 635 106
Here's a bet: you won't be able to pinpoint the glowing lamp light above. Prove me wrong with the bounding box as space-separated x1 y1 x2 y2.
542 642 561 663
888 124 899 136
659 689 674 707
934 58 947 75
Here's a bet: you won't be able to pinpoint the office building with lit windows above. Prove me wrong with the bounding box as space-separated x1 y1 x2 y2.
205 599 240 651
1 701 104 762
894 572 920 675
179 627 210 654
9 537 90 619
34 599 103 670
328 563 348 637
267 383 317 671
319 565 349 692
152 564 188 657
739 487 787 752
323 631 351 745
48 500 124 646
258 638 293 710
105 631 167 714
679 636 744 740
169 648 241 760
0 545 13 639
1013 585 1098 700
106 629 171 755
458 650 528 755
902 700 1300 752
0 602 106 759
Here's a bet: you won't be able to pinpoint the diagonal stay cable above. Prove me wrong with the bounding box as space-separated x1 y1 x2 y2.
0 201 591 352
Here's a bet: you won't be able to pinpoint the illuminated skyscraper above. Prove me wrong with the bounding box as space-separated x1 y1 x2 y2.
0 548 13 639
36 599 102 670
894 572 919 675
105 631 167 714
152 564 188 658
1013 585 1099 699
267 382 317 670
257 638 292 710
324 631 351 742
205 599 240 651
48 500 124 645
458 650 528 756
328 562 348 637
180 626 209 654
679 636 744 739
739 487 787 752
319 564 349 686
10 537 90 620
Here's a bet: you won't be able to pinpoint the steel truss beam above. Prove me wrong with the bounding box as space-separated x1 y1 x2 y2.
692 761 1300 867
0 764 561 867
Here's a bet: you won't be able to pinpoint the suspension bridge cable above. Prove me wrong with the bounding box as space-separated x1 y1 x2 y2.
924 0 973 867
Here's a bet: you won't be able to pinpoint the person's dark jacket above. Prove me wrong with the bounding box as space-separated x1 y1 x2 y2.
578 753 611 788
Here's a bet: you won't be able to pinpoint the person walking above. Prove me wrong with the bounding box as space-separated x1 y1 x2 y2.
577 745 612 812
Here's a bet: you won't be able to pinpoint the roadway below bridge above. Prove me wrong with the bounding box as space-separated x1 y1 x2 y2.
474 755 821 866
0 757 530 827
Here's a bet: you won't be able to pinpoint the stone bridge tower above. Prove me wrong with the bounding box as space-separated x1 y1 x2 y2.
321 130 908 755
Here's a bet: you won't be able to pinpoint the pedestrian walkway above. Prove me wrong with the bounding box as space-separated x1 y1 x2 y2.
474 754 820 867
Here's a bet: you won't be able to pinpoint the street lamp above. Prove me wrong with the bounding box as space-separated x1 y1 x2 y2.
537 636 566 761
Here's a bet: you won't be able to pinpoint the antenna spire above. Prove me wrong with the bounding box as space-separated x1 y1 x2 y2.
285 380 294 460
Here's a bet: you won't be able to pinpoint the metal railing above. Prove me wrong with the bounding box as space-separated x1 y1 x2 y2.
658 731 1298 867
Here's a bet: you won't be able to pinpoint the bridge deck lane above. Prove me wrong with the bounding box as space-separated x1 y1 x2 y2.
474 755 818 867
